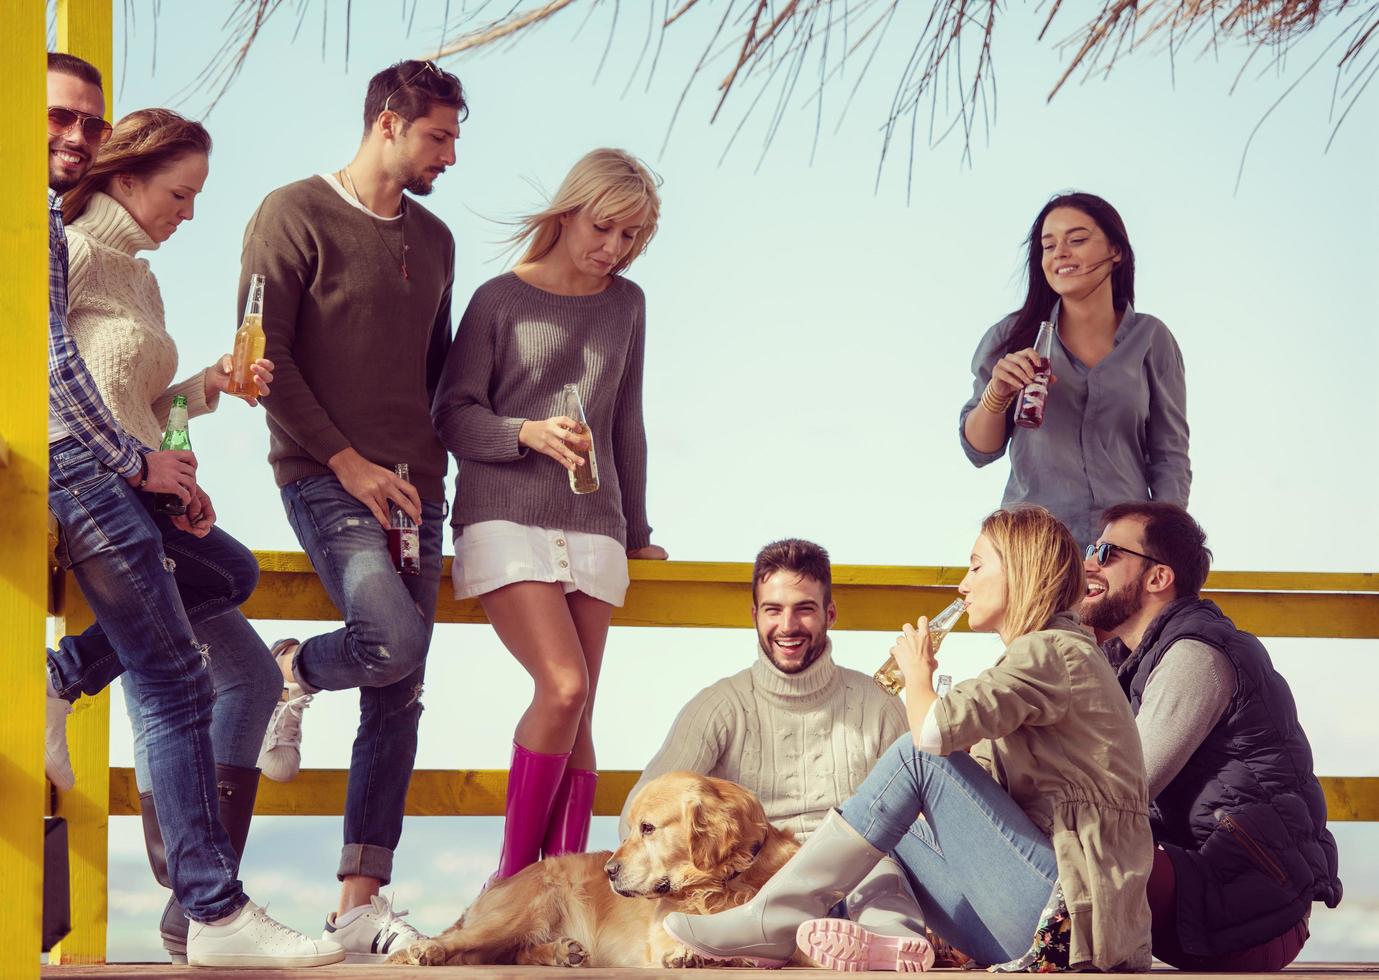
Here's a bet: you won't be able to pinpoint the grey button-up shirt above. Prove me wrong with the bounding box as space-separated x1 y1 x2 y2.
959 302 1191 548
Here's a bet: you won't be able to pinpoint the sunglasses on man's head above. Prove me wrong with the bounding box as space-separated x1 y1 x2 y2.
48 106 113 145
382 60 460 114
1085 542 1164 567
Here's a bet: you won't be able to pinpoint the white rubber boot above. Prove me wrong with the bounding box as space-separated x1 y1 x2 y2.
662 810 882 967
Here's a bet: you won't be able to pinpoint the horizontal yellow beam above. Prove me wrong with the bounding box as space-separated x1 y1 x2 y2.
238 553 1379 638
108 768 1379 821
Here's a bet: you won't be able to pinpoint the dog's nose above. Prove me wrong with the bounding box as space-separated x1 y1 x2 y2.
605 861 620 880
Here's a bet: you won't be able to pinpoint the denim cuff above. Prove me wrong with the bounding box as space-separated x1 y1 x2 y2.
290 641 322 695
338 843 394 884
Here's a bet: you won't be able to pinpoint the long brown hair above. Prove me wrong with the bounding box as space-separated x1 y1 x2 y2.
1002 192 1136 357
62 108 211 223
980 507 1086 640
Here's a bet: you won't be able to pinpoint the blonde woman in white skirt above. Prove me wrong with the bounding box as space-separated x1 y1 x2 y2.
433 148 667 885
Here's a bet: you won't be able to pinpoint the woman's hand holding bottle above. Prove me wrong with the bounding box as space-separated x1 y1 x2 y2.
519 416 590 472
989 348 1055 399
207 353 275 405
892 616 938 690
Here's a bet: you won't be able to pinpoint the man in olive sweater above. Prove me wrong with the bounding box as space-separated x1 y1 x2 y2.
240 59 465 962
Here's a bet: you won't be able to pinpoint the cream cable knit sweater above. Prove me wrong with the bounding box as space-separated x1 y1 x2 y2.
65 192 218 449
619 640 910 841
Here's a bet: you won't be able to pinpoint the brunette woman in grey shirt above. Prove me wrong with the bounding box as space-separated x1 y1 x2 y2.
433 149 667 888
960 193 1191 549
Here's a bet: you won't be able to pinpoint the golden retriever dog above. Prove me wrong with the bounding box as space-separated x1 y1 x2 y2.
388 771 801 968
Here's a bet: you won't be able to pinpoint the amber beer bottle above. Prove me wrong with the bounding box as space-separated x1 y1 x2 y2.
563 383 599 494
873 597 967 696
227 273 266 398
153 395 192 516
387 463 421 576
1014 320 1055 428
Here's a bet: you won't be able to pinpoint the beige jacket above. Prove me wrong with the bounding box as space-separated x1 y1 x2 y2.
933 613 1153 971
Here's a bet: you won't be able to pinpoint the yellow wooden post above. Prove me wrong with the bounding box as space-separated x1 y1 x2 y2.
46 0 114 966
49 592 107 966
0 6 52 977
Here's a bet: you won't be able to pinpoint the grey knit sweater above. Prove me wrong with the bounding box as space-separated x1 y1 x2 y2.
433 271 652 549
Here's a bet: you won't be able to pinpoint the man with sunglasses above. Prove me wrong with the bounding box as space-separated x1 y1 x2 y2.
240 58 466 961
1082 501 1340 972
42 52 343 968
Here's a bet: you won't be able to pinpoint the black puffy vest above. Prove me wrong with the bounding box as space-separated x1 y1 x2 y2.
1119 597 1342 956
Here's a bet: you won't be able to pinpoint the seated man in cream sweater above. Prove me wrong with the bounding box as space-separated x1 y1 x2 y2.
620 538 925 939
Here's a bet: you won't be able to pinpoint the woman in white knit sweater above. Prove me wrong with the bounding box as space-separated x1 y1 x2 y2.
56 109 278 963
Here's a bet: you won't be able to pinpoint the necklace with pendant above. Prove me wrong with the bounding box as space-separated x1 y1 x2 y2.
341 166 410 281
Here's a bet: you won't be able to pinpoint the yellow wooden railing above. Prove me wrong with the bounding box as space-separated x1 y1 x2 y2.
12 2 1379 973
41 554 1379 966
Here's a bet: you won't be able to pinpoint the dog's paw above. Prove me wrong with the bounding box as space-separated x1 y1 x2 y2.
554 938 588 967
661 945 708 969
389 938 449 966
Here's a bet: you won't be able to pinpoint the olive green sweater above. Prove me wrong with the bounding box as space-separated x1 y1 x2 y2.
239 176 455 501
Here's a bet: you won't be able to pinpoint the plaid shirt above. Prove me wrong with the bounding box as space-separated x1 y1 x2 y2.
48 188 146 478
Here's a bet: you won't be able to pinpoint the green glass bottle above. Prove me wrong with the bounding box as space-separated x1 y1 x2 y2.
153 395 192 515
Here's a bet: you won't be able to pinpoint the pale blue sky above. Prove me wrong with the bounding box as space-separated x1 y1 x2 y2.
74 0 1378 962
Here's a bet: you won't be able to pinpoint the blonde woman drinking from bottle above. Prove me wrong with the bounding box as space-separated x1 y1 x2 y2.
433 148 666 885
664 507 1153 972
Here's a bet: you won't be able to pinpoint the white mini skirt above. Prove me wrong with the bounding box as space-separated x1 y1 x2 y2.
452 520 630 607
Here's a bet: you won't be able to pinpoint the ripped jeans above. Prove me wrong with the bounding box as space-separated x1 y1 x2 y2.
46 438 247 922
280 475 444 884
46 465 279 792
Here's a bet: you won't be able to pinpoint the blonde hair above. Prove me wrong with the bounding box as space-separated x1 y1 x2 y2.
511 148 661 276
980 507 1086 640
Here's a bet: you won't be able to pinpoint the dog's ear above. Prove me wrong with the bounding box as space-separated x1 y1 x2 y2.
686 777 771 877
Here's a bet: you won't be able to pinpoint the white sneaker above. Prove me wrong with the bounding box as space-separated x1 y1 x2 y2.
322 894 426 964
257 686 311 782
186 900 344 968
45 695 76 792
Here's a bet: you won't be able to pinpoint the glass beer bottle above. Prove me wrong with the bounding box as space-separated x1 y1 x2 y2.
227 273 267 398
153 395 192 516
563 383 599 494
387 463 421 576
873 596 968 696
1014 320 1055 429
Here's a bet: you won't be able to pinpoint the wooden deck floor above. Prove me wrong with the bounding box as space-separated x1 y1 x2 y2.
39 964 1379 979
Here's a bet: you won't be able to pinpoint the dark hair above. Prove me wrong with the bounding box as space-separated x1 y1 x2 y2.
62 108 211 223
362 60 468 138
48 52 103 88
1003 192 1136 357
752 539 832 606
1100 501 1212 598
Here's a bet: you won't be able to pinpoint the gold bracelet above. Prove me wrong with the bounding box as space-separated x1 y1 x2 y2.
980 384 1013 415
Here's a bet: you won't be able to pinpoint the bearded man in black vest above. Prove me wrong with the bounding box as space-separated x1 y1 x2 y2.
1081 500 1341 971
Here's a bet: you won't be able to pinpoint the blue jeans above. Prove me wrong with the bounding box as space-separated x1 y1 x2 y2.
48 509 266 702
840 736 1059 965
124 609 281 791
281 475 444 884
47 438 245 922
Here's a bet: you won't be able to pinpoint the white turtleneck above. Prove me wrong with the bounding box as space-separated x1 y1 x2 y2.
618 640 910 841
65 191 219 450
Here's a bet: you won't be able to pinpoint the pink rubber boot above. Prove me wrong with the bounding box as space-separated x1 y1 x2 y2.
492 741 570 881
541 768 598 858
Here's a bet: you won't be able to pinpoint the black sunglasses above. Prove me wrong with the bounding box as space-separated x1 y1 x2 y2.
48 106 113 145
1085 542 1164 567
381 61 457 114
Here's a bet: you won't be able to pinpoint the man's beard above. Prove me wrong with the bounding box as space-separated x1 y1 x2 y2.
1084 576 1145 633
403 174 433 196
758 630 828 675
